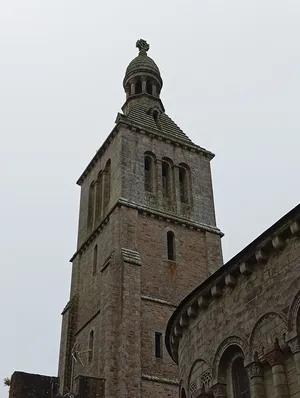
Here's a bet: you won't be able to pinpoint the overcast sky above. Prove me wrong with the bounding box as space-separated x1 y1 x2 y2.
0 0 299 395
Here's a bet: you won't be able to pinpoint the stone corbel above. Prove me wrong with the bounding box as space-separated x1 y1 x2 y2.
264 345 284 366
240 262 252 275
272 236 286 250
187 305 197 318
225 274 236 287
255 249 268 264
290 221 300 236
211 285 222 298
198 296 209 309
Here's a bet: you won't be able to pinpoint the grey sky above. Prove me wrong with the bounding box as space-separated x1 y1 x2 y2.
0 1 299 395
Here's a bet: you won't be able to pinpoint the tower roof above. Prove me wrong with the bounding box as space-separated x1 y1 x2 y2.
123 39 162 88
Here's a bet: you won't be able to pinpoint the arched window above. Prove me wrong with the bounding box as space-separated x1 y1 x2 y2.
162 161 171 198
146 80 152 94
135 80 142 94
87 182 95 232
103 160 111 212
179 166 189 204
232 357 250 398
167 231 175 261
181 388 187 398
88 330 94 363
144 154 154 192
92 245 98 276
95 171 103 225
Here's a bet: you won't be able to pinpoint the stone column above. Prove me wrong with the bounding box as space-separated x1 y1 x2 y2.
152 83 157 97
172 165 181 214
141 77 147 93
246 361 265 398
130 82 135 95
155 159 163 207
265 346 290 398
211 383 227 398
288 337 300 387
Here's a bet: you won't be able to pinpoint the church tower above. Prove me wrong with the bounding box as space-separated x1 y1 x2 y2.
58 40 223 398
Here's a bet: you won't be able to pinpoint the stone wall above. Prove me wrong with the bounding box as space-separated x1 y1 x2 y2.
58 121 223 397
166 207 300 398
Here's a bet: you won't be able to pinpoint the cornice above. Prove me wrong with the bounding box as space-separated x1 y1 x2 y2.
76 115 215 186
116 113 214 159
141 295 177 308
70 198 223 262
76 124 120 186
141 375 179 386
165 203 300 364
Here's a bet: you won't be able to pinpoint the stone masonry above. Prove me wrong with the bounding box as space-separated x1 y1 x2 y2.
57 39 223 398
166 204 300 398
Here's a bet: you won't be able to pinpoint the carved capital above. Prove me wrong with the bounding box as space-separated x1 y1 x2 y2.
288 337 300 354
265 347 284 366
211 383 227 397
246 361 264 378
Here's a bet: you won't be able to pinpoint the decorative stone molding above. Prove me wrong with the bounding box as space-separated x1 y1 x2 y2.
141 374 179 386
121 248 141 266
288 291 300 332
288 337 300 354
166 205 300 364
141 295 176 308
246 361 263 378
265 346 284 366
213 336 249 381
272 235 285 250
211 383 226 397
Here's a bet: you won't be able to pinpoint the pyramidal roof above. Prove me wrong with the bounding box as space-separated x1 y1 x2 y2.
125 102 193 143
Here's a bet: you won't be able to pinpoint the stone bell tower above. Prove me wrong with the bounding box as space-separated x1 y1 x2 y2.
57 39 223 398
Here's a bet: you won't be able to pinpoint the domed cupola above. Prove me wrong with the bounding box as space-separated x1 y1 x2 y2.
123 39 163 101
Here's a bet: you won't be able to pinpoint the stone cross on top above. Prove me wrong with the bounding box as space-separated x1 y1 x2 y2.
136 39 149 55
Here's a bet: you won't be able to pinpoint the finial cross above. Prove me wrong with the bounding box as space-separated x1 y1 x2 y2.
136 39 149 54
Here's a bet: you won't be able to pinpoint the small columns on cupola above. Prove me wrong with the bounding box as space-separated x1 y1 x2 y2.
123 39 163 103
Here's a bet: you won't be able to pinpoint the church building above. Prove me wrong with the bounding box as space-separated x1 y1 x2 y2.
8 40 300 398
9 40 223 398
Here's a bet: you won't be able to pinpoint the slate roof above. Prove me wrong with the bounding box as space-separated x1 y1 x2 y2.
125 54 161 81
125 103 193 144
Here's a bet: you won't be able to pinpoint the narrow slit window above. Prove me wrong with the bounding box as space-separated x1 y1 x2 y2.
88 330 94 363
92 244 98 276
144 156 153 192
155 332 162 358
167 231 175 261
